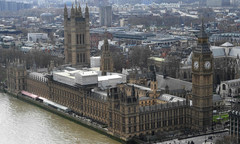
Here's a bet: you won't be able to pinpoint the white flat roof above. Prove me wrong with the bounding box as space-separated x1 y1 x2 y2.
88 67 100 71
79 71 98 76
54 70 98 78
53 71 76 79
98 75 122 81
91 56 101 59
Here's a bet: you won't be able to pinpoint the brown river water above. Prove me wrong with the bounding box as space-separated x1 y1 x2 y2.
0 93 120 144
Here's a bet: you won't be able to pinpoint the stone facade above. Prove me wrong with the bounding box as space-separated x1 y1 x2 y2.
229 104 240 143
47 76 109 124
7 60 27 94
64 4 90 66
218 78 240 98
100 39 114 76
191 23 213 131
107 84 190 140
26 72 50 99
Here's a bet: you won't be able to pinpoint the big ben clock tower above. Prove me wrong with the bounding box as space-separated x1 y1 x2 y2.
192 21 213 131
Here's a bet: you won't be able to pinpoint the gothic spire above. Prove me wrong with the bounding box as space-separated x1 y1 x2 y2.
71 4 75 17
85 3 89 16
152 69 156 82
194 18 211 54
64 3 67 11
198 18 208 39
75 0 77 6
75 3 80 17
75 3 78 13
103 39 109 51
78 3 82 17
64 4 68 18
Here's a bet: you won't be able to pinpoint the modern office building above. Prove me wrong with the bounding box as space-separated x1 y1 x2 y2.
99 6 112 27
0 0 32 11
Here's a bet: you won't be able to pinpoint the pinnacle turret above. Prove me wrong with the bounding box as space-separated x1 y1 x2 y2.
71 4 75 17
194 19 211 54
85 3 89 18
198 19 208 39
78 3 82 17
64 4 68 18
103 39 109 51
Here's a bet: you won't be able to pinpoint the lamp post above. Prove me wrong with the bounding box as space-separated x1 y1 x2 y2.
230 92 232 110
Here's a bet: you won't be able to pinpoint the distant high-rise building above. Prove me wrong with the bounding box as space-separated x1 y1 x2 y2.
99 6 112 27
230 0 237 6
142 0 153 5
199 0 207 6
0 0 32 11
206 0 222 7
206 0 230 7
222 0 230 6
0 0 4 11
87 0 108 6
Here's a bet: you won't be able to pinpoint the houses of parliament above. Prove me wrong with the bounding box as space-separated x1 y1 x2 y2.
6 5 213 142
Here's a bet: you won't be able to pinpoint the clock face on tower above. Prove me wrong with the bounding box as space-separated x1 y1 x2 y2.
204 61 211 69
194 61 199 70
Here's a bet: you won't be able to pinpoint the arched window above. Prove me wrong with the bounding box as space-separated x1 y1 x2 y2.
184 72 187 79
76 34 79 44
222 84 226 90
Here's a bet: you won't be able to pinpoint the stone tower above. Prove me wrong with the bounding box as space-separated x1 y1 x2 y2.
108 86 139 140
149 70 158 98
191 21 213 131
64 4 90 67
7 59 27 94
100 39 113 75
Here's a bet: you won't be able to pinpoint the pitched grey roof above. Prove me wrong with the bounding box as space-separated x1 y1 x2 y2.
213 94 222 103
211 47 226 57
229 47 240 57
157 75 192 91
127 83 151 91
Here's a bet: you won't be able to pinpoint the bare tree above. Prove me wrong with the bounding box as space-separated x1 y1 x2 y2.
110 46 126 72
129 46 152 69
0 49 63 69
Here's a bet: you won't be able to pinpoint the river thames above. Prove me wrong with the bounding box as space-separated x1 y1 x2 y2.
0 93 119 144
